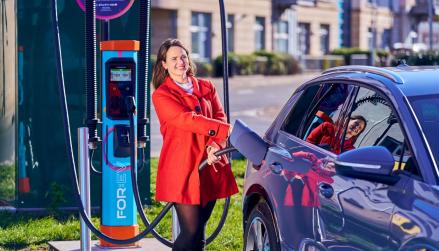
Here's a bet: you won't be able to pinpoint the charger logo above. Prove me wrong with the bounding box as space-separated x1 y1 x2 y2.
116 173 127 219
116 187 127 219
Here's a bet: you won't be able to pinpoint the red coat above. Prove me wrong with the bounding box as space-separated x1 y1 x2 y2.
152 76 238 205
306 122 355 154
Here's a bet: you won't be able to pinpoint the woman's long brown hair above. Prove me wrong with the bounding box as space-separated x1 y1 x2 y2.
152 38 196 89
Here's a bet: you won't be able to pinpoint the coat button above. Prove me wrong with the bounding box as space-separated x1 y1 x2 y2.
208 130 216 136
195 106 201 113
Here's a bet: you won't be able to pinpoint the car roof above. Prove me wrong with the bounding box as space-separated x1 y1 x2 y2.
323 66 439 97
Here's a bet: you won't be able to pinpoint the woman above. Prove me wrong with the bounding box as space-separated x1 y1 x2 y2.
152 38 238 251
306 115 367 154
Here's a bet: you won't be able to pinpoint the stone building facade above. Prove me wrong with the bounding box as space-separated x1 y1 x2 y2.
151 0 439 60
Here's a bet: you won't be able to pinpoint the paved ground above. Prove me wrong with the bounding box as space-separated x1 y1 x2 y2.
150 72 320 157
48 239 170 251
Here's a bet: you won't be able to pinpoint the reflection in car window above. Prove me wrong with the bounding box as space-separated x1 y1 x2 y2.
345 87 420 176
282 84 320 136
307 115 366 154
301 83 353 153
409 94 439 171
349 88 394 148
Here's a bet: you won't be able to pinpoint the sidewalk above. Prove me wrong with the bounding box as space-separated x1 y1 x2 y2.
48 239 170 251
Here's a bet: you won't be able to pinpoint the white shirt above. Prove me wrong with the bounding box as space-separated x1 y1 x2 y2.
173 78 193 94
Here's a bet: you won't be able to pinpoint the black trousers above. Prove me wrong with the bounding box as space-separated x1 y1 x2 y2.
172 200 216 251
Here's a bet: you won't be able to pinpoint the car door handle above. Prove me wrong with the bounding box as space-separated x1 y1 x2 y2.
319 183 334 198
270 162 283 174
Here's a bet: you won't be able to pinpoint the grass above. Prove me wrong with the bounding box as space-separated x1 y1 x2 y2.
0 159 247 250
0 164 15 201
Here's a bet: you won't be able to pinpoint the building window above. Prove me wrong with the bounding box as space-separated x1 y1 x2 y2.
191 12 211 61
298 22 310 55
227 14 235 52
381 28 391 49
341 0 351 47
320 24 330 54
369 0 392 8
275 21 289 53
254 17 265 51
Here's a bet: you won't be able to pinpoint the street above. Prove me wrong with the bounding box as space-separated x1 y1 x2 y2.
150 73 319 157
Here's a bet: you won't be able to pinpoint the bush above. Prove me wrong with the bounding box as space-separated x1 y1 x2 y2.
236 54 257 75
211 51 302 77
0 164 14 201
331 47 370 55
331 47 370 65
213 52 238 77
254 51 283 75
253 51 301 75
391 51 439 66
283 54 301 74
194 61 213 77
376 49 390 66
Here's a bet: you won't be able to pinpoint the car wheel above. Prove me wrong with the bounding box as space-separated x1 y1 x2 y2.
244 200 280 251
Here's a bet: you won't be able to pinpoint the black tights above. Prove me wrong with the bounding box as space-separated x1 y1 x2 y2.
172 200 216 251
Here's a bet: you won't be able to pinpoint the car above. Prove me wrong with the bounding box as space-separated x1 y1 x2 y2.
239 65 439 251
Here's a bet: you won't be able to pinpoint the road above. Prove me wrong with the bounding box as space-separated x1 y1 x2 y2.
150 73 319 157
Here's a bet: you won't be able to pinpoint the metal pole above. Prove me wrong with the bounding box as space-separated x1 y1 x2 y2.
79 127 91 251
219 0 229 123
100 20 110 41
172 207 180 242
428 0 433 50
370 0 377 66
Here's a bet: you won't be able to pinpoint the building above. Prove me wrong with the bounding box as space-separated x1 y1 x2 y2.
393 0 439 51
293 0 340 56
347 0 394 50
345 0 439 52
151 0 342 59
151 0 272 61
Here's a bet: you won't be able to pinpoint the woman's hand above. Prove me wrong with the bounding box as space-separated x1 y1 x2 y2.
206 145 221 165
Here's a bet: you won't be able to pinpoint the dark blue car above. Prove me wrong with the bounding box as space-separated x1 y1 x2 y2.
240 66 439 251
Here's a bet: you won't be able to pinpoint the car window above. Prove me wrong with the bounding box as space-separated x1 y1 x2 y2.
281 84 320 136
300 83 354 153
409 94 439 170
342 87 420 176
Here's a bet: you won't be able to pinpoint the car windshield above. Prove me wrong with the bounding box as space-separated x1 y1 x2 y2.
409 94 439 168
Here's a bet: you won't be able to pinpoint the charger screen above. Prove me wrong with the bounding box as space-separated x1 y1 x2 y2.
111 68 131 81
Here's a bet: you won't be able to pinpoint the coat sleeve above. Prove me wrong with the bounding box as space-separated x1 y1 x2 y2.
306 123 325 145
153 89 231 140
206 81 229 148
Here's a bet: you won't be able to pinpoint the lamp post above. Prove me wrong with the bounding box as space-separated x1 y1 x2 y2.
428 0 433 50
370 0 377 66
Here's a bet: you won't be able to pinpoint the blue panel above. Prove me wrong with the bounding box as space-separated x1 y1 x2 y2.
101 50 138 227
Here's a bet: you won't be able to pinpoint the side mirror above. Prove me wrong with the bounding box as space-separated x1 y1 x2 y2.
230 119 268 166
335 146 399 185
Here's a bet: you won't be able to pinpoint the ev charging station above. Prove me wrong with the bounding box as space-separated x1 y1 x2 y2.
100 40 139 247
48 0 263 250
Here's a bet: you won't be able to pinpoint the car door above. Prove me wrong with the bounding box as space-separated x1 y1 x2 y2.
317 85 411 251
267 82 355 250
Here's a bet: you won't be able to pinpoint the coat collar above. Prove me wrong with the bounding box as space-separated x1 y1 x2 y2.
163 75 202 98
